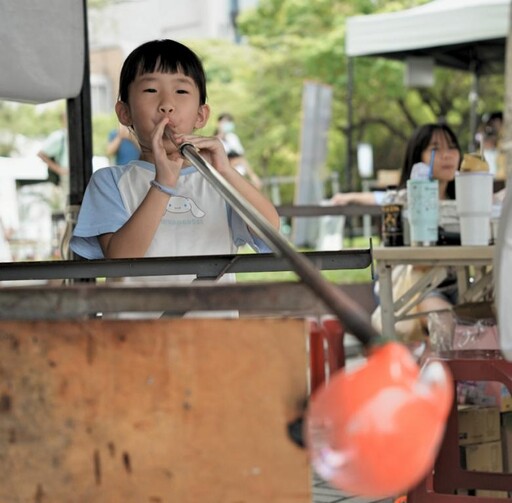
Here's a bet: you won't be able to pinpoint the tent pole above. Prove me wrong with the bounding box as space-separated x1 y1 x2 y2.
469 63 479 153
345 57 355 242
67 0 93 207
346 57 354 192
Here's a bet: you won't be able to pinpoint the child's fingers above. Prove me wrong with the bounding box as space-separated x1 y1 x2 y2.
152 117 170 145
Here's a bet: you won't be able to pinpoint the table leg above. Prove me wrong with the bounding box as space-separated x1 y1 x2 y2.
377 261 395 338
456 266 469 300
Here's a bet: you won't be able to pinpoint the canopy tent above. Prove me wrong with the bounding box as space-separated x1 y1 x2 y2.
343 0 511 188
345 0 510 76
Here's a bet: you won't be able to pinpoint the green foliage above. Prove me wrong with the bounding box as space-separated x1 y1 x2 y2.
236 236 375 284
235 0 504 194
92 113 119 157
0 102 65 155
0 0 505 204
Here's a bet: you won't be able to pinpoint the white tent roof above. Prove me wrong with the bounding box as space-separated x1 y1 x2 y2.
345 0 510 74
0 0 84 103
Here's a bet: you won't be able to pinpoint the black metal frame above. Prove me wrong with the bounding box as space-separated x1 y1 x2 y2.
0 249 372 282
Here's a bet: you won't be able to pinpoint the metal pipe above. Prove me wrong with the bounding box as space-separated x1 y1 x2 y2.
178 142 385 348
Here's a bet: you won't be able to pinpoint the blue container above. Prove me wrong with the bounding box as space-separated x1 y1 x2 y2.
406 179 439 246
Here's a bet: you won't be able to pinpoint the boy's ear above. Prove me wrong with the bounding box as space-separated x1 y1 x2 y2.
115 101 132 127
194 104 210 129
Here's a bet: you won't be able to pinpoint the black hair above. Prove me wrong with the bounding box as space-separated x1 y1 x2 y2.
483 111 503 139
483 111 503 125
118 39 207 105
399 123 462 199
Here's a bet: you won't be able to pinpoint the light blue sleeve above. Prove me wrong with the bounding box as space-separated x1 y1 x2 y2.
70 167 130 259
227 206 273 253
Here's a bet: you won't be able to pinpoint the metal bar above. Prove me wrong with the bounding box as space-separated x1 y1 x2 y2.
0 282 334 320
0 249 372 282
276 204 381 218
179 143 382 347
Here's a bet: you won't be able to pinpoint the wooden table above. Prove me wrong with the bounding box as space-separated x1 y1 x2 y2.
373 245 495 338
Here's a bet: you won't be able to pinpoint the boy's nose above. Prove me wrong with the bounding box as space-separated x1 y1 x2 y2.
159 104 173 113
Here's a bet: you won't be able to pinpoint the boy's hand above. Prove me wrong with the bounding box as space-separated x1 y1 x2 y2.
151 118 184 187
173 133 231 175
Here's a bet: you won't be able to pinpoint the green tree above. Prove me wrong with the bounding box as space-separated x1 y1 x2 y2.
236 0 504 195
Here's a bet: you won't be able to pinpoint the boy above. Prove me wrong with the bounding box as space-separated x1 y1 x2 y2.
70 40 279 282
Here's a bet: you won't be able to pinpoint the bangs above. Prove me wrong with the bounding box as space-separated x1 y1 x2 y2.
118 39 207 104
136 55 184 78
436 128 459 149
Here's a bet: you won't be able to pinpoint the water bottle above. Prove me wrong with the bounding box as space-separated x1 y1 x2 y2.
407 163 439 246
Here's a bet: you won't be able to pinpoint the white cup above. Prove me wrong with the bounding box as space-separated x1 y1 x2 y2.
455 172 493 246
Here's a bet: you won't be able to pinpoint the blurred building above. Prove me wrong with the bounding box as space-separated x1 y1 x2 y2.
88 0 258 114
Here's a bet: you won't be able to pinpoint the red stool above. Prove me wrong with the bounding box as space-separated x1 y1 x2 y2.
308 317 345 393
408 355 512 503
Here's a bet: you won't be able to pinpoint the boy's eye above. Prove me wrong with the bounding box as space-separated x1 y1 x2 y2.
176 89 189 94
143 88 157 93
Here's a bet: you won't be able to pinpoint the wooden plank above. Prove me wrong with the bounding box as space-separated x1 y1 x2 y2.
0 318 310 503
373 245 494 264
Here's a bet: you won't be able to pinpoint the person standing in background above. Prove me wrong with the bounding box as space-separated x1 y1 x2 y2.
216 113 264 190
478 111 506 180
37 111 69 210
106 125 140 165
215 112 245 155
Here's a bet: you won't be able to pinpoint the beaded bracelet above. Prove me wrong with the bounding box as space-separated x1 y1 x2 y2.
150 179 179 196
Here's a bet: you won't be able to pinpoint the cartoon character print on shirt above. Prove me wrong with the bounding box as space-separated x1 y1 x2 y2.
166 195 205 218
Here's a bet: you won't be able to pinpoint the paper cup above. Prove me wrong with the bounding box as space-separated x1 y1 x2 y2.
455 172 493 246
459 216 491 246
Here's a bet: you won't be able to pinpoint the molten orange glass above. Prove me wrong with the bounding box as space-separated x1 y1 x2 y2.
305 342 453 498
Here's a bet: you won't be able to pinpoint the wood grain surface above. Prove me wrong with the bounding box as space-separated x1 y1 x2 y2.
0 318 310 503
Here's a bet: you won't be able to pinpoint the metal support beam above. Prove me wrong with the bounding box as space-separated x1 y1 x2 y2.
0 249 372 282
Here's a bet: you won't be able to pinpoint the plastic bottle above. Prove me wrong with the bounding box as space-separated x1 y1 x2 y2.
407 163 439 246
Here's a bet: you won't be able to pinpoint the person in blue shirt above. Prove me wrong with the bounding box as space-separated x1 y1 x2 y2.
106 125 140 165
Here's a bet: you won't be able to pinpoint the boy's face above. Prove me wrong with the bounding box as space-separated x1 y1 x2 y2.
116 71 209 154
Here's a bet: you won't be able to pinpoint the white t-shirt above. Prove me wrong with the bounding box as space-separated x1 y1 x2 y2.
70 160 269 281
220 132 245 156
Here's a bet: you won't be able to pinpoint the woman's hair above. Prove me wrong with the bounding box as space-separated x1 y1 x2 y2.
118 39 207 105
399 123 462 199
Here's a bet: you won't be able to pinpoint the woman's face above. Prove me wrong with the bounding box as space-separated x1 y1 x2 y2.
421 130 460 183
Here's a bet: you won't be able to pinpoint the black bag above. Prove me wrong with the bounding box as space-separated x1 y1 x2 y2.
46 161 60 186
